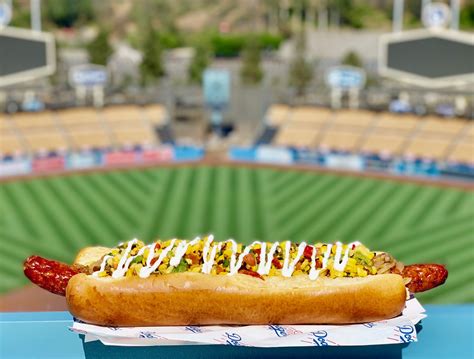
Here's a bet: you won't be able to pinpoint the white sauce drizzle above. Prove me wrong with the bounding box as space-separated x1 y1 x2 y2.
333 242 351 271
308 245 320 280
93 237 365 280
257 241 280 275
138 239 176 278
92 255 112 277
170 237 200 267
111 239 138 278
281 241 307 277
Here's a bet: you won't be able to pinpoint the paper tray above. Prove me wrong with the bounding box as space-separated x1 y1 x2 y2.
72 297 426 348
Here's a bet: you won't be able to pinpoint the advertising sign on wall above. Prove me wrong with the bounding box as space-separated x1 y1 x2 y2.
203 69 231 110
325 154 365 171
325 66 366 90
0 158 31 177
140 147 174 163
66 152 100 170
68 64 108 88
255 146 293 165
104 151 137 166
32 156 65 173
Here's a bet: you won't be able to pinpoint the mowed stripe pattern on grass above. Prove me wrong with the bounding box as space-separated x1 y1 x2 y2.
0 166 472 304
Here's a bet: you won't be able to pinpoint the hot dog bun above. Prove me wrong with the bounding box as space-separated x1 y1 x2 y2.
74 246 111 269
66 248 406 326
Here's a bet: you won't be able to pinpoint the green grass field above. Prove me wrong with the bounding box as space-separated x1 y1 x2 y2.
1 165 473 303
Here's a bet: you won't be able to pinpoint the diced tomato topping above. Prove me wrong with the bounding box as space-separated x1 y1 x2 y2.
272 257 282 269
303 245 313 259
253 248 261 263
238 269 264 280
150 257 158 266
187 254 200 265
216 266 225 274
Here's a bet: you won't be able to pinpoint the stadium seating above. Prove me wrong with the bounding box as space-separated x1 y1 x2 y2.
0 105 167 155
447 139 474 164
265 104 291 126
143 105 168 126
264 105 473 165
361 133 406 156
0 127 24 154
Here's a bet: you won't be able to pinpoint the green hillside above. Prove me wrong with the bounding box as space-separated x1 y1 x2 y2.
1 165 473 303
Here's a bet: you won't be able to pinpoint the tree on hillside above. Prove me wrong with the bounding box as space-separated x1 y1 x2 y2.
140 27 165 86
87 28 113 65
45 0 94 28
240 37 263 84
188 42 211 84
288 31 313 96
341 50 363 68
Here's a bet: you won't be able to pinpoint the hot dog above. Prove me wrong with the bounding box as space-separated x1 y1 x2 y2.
23 237 448 326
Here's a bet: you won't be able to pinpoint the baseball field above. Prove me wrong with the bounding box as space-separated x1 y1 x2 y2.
1 165 473 304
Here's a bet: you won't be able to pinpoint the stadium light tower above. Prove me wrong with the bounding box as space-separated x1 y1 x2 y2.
30 0 41 31
393 0 461 33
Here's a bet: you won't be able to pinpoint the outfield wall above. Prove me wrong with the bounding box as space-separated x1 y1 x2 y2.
0 146 204 178
229 146 474 180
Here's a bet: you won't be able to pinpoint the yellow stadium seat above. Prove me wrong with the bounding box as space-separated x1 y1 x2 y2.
447 141 474 164
463 124 474 143
265 105 290 126
290 107 331 125
11 112 55 130
57 108 100 125
143 105 167 125
69 129 113 149
113 127 158 147
376 113 419 133
318 130 362 151
404 138 451 160
25 132 68 152
0 116 10 131
360 133 406 156
102 105 143 123
420 117 467 136
333 110 375 128
0 133 24 154
273 127 318 147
